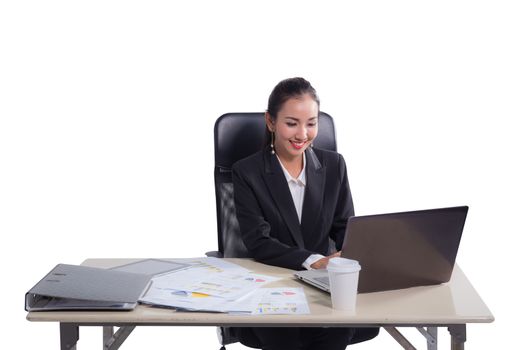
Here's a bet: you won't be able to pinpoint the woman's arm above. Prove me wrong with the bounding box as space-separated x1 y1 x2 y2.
329 155 355 250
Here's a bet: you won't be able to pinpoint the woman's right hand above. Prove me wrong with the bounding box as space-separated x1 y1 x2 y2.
309 251 341 269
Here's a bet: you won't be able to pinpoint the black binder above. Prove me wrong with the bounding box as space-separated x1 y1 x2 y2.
25 264 151 311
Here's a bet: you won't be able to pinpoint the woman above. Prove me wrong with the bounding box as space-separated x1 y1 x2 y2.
231 77 355 350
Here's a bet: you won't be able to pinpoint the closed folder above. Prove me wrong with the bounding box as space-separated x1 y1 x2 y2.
25 264 151 311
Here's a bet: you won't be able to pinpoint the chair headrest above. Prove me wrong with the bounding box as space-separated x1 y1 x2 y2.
214 112 336 169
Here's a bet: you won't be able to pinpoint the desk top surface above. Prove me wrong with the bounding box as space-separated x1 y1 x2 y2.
27 258 494 326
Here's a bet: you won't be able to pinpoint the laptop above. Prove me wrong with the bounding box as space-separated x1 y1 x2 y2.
295 206 468 293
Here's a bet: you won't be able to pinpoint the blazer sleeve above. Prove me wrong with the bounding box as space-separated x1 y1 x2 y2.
232 163 313 270
329 154 355 250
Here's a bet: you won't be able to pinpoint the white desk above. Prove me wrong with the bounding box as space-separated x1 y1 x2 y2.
26 258 494 350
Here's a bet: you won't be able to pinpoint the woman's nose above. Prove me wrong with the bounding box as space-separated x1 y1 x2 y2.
297 126 308 139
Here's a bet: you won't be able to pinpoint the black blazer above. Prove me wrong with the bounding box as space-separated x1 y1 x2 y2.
232 146 354 270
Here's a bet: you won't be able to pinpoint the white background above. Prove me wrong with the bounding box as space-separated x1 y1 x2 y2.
1 1 523 349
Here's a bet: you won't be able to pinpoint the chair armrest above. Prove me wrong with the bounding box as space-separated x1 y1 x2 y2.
205 251 224 258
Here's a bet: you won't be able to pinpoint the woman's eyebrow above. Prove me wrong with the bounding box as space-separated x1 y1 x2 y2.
284 116 318 121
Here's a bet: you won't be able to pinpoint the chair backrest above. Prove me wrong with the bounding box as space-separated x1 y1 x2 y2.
214 112 337 257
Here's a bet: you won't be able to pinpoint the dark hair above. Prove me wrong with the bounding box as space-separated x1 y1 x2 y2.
265 77 320 146
267 77 320 118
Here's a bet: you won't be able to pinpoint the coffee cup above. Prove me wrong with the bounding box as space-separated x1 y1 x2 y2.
327 257 361 312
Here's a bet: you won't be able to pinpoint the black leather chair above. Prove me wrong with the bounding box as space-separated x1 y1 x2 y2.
208 112 379 349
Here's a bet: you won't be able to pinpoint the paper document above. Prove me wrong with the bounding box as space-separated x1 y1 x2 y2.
250 288 310 315
141 266 279 312
141 287 310 315
173 257 251 274
150 267 279 300
141 287 253 313
138 258 309 315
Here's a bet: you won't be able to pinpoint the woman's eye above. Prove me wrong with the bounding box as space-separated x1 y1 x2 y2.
308 123 317 127
286 123 297 127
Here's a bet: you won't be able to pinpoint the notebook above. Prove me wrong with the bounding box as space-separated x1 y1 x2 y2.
294 206 468 293
109 258 191 276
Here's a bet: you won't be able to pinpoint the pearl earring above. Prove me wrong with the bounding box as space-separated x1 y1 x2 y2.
271 131 275 154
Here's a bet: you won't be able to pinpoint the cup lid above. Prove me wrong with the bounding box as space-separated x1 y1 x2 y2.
327 257 361 272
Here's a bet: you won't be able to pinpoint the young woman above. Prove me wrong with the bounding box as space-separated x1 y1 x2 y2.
232 77 355 350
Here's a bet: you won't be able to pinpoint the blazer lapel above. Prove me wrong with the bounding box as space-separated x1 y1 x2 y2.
263 150 305 248
301 148 325 237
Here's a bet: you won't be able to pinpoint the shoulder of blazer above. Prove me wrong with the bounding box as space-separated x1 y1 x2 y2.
232 147 343 176
310 147 343 167
232 149 265 174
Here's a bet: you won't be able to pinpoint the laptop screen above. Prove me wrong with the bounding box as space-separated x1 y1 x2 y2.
341 206 468 293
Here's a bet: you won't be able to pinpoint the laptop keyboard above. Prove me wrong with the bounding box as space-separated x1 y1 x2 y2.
314 276 330 285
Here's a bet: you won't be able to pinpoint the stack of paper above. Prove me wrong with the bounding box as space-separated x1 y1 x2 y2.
139 258 310 315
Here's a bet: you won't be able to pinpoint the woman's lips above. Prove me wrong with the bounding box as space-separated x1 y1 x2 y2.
290 140 307 150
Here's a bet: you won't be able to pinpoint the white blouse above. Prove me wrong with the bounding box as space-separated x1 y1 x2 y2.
275 153 324 270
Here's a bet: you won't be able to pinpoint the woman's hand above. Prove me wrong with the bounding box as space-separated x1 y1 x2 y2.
309 251 341 269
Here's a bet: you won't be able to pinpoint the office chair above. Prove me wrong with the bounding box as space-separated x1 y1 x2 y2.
208 112 379 349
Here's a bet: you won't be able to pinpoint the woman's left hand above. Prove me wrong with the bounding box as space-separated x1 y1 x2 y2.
310 251 341 269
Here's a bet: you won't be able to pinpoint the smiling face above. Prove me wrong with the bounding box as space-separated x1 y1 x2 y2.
266 94 319 162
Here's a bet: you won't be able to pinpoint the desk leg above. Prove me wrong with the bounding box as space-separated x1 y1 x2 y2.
448 324 466 350
417 327 438 350
60 323 79 350
383 327 417 350
103 326 114 348
103 326 136 350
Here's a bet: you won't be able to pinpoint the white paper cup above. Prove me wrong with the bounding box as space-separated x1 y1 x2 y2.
327 257 361 312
